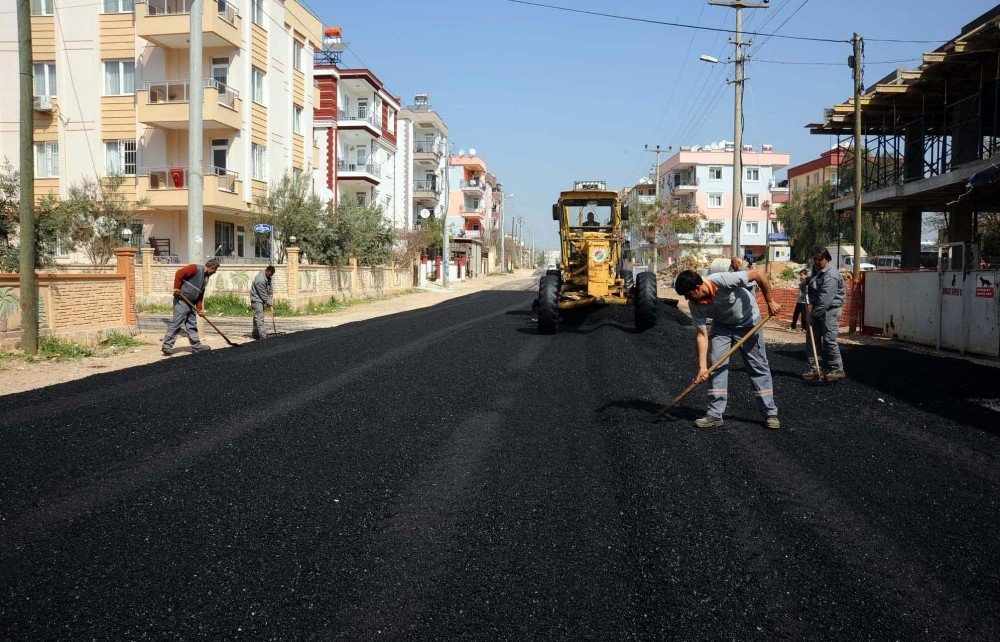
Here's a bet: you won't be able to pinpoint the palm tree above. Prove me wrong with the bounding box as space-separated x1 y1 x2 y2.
0 286 18 333
230 271 250 291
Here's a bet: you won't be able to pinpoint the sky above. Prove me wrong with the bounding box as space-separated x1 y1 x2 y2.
311 0 997 249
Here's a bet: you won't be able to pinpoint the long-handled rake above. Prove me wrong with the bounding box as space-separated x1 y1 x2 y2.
178 292 241 347
653 314 773 422
806 320 825 382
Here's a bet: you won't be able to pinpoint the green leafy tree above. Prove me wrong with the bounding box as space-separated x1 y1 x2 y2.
328 195 395 267
251 172 325 263
59 174 148 265
0 158 65 272
629 192 705 270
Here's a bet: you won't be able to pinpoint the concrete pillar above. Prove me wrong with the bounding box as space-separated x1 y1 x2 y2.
349 256 359 294
900 207 923 268
114 247 138 327
140 247 154 295
286 247 300 307
419 251 427 287
904 125 924 182
949 202 974 243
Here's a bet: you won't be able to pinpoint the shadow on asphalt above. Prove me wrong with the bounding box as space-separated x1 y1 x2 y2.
513 299 689 336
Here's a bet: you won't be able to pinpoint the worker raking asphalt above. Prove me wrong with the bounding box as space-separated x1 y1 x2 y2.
1 283 998 638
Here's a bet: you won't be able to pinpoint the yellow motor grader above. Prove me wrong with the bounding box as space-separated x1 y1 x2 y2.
537 181 657 334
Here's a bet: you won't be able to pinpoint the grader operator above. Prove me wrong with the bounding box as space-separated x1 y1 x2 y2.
537 181 657 334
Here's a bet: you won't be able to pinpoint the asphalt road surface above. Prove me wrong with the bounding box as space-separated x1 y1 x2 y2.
3 277 999 639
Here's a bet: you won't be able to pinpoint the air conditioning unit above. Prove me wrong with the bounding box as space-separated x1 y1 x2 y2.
33 95 53 112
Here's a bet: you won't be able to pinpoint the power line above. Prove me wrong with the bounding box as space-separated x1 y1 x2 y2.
753 57 919 66
506 0 945 44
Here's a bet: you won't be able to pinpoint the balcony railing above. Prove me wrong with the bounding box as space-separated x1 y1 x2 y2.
460 179 485 190
338 107 377 126
462 204 484 214
147 0 239 26
414 179 439 192
143 165 239 193
414 140 442 154
141 79 239 109
337 158 382 177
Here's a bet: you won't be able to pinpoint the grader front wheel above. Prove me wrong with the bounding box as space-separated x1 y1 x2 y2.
538 275 560 334
635 271 657 332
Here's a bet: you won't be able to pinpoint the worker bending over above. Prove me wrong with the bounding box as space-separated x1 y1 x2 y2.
804 246 846 381
162 258 219 356
674 266 782 430
250 265 275 340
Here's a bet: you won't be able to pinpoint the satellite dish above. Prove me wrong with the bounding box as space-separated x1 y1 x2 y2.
458 149 466 157
419 208 431 219
468 147 477 156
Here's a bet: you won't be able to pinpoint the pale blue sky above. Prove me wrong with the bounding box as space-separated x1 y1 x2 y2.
312 0 997 248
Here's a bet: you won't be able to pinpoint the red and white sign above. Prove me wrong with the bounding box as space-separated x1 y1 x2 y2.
976 286 996 299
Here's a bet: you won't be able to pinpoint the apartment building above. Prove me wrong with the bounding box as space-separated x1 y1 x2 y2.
787 146 845 194
397 93 448 231
447 153 502 276
0 0 322 263
312 44 401 227
657 141 790 259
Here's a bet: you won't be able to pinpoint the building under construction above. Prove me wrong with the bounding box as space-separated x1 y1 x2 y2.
809 6 1000 357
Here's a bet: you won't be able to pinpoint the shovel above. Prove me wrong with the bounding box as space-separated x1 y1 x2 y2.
653 314 773 422
806 319 825 382
178 292 241 347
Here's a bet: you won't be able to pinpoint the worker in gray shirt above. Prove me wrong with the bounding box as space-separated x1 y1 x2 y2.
250 265 275 340
804 246 846 381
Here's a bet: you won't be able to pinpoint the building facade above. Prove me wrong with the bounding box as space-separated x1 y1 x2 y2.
787 147 845 194
447 154 502 276
397 93 448 231
657 142 790 259
0 0 322 263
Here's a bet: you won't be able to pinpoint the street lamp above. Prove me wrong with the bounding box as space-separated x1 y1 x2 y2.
699 54 719 64
120 226 133 245
288 235 297 245
501 192 514 272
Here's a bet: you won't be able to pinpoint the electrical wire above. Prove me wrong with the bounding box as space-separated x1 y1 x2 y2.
505 0 948 44
752 57 919 66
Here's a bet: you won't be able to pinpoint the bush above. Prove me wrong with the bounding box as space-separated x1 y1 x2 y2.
39 336 94 359
203 293 252 317
102 332 145 348
780 267 796 281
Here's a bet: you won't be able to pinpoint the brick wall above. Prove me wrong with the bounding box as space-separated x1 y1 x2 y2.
755 278 862 329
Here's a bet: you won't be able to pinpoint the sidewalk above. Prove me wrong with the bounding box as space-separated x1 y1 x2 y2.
1 271 537 397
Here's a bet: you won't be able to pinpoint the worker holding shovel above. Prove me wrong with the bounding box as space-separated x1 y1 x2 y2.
161 258 220 356
674 267 783 430
803 247 846 382
250 265 275 340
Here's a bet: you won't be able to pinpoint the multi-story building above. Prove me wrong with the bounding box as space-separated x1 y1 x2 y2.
312 39 401 227
620 177 656 261
0 0 322 263
396 93 448 231
447 153 502 276
657 141 790 259
787 146 845 194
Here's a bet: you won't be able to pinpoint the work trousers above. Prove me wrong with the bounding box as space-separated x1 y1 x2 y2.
251 301 268 339
790 302 806 329
162 299 202 349
706 324 778 419
807 307 844 372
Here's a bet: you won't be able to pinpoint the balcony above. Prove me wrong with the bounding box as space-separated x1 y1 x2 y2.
413 179 441 199
337 106 381 134
337 158 382 183
414 139 443 161
139 166 246 213
138 79 242 130
635 194 656 205
461 204 485 217
460 178 485 193
136 0 241 49
671 178 699 194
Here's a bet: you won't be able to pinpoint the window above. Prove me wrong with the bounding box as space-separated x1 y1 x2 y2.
770 221 780 234
829 170 837 184
251 67 265 104
31 0 52 15
105 139 136 176
251 0 264 26
387 107 396 135
706 220 724 233
33 62 56 97
745 166 760 181
745 193 760 208
102 0 133 12
355 192 366 205
292 104 303 134
745 221 760 234
252 143 267 180
708 193 723 208
103 60 135 96
34 142 59 178
709 166 723 181
292 40 303 71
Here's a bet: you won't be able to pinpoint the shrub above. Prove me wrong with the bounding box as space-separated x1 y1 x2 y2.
203 293 252 317
39 336 94 359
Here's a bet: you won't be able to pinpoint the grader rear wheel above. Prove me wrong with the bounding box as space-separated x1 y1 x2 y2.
635 271 657 332
538 275 560 334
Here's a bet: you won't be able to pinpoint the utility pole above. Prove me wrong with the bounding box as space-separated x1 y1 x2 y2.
645 145 669 199
17 0 38 354
188 0 204 265
851 32 864 281
710 0 768 259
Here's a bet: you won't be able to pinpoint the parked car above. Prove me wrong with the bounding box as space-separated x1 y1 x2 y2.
872 255 902 270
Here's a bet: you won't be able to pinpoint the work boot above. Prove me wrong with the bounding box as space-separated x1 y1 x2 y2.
161 346 173 357
694 415 724 429
802 370 824 382
825 369 846 382
765 416 781 430
192 344 213 353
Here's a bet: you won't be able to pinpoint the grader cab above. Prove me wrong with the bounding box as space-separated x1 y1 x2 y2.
537 181 657 334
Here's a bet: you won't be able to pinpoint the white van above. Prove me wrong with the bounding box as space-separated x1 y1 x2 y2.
872 255 902 270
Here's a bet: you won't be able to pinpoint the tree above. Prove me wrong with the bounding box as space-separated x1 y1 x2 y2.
59 174 148 265
629 192 705 270
251 172 325 264
0 158 64 272
328 196 395 266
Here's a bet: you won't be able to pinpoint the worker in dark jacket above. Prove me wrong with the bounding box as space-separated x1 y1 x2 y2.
161 258 219 356
250 265 275 339
790 269 809 331
804 247 846 381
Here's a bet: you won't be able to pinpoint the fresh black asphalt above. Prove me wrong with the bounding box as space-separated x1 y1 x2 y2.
2 277 999 639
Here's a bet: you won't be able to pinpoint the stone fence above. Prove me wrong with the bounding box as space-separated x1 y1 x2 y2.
135 247 415 310
0 248 138 350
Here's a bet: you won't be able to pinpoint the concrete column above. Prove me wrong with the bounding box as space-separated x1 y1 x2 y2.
900 207 923 268
349 256 359 294
286 247 300 307
949 202 974 243
904 126 924 182
140 247 154 295
114 247 138 327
